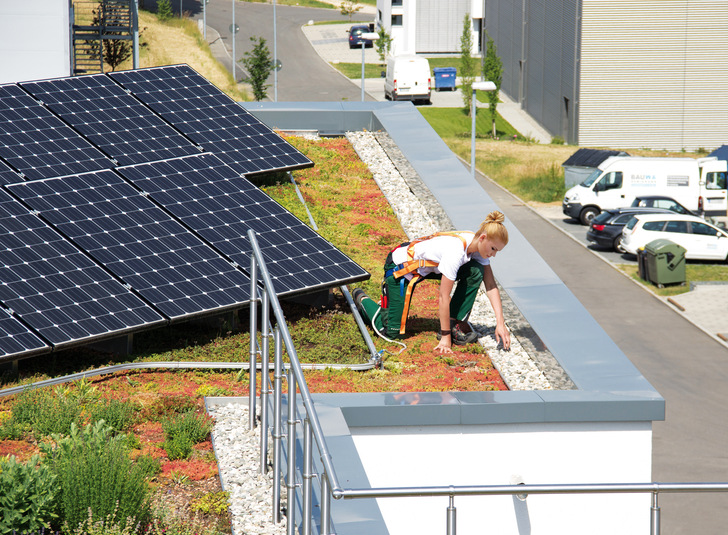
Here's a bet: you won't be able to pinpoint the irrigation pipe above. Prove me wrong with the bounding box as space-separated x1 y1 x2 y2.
0 359 377 398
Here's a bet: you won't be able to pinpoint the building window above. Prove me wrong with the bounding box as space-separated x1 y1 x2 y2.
391 14 403 26
392 0 403 5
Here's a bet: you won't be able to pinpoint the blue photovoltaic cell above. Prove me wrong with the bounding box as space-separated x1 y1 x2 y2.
0 307 49 360
109 65 313 176
21 75 201 166
0 158 22 185
0 84 114 180
0 187 164 347
9 169 252 320
116 154 369 295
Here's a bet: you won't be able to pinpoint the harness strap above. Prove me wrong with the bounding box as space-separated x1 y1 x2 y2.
386 231 471 335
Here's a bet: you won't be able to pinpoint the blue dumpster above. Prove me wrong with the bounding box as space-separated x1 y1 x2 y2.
433 67 456 91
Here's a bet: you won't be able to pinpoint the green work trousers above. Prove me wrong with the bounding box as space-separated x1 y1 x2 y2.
360 255 485 339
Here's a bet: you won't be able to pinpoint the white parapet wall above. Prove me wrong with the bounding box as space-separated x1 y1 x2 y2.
352 421 652 535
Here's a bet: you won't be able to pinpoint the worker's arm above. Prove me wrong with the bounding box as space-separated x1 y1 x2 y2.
434 276 455 353
483 264 510 350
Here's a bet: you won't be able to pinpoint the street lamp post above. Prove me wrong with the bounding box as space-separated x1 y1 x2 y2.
360 32 379 102
471 81 496 179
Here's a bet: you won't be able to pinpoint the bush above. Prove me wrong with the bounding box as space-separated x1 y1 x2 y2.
0 455 57 533
156 0 173 21
10 387 84 439
89 398 139 433
162 410 213 461
40 421 151 531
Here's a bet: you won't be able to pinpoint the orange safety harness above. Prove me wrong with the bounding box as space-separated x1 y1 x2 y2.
385 231 470 334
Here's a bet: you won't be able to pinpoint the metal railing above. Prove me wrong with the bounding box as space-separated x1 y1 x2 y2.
245 228 728 535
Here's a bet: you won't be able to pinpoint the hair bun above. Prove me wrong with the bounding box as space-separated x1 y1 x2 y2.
485 210 505 225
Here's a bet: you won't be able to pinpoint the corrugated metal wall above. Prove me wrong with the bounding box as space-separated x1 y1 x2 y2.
485 0 578 143
580 0 728 151
415 0 471 53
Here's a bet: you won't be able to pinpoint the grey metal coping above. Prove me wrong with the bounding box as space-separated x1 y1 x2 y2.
242 101 664 423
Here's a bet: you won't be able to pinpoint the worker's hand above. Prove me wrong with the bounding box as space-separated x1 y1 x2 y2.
435 336 453 354
495 322 511 350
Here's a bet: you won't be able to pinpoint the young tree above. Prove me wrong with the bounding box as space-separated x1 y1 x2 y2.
242 36 273 102
340 1 363 22
482 33 504 137
376 26 393 65
156 0 173 21
459 14 476 115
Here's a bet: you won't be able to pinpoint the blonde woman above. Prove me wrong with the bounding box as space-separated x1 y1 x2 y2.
354 211 510 354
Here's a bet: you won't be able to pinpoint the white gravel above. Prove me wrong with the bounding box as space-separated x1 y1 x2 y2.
210 131 559 534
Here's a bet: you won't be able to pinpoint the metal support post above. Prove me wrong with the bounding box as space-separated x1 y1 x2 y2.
249 255 258 430
272 327 283 523
320 469 332 535
260 289 270 474
651 491 660 535
132 0 139 69
446 495 456 535
302 417 313 535
286 367 298 535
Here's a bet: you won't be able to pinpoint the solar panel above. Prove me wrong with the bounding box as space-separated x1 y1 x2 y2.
0 306 49 360
0 158 22 185
0 84 114 180
109 65 313 176
116 154 370 295
21 75 202 166
0 187 164 347
8 170 252 320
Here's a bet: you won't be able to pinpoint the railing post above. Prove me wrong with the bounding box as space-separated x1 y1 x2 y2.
260 289 270 474
446 495 456 535
321 471 332 535
272 326 283 523
287 367 298 535
249 253 258 430
651 491 660 535
302 417 313 535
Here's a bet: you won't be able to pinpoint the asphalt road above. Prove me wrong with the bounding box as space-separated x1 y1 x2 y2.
201 0 373 101
192 3 728 532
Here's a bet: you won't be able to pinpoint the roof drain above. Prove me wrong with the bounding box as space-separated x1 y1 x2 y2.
287 171 382 368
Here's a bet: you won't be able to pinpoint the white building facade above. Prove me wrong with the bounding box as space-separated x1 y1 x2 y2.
376 0 482 55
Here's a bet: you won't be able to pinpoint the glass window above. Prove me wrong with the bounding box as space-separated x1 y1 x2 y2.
625 217 638 230
664 220 689 233
691 222 719 236
581 168 602 187
642 221 666 231
392 0 403 5
391 14 403 26
614 214 635 224
706 172 727 190
596 171 623 191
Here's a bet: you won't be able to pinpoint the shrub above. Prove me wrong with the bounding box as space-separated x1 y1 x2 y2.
10 387 84 439
0 454 57 533
163 410 213 445
89 398 139 433
40 421 151 531
64 505 139 535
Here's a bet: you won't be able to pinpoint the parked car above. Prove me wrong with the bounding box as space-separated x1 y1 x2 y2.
621 213 728 261
631 195 698 216
586 207 675 252
348 25 374 49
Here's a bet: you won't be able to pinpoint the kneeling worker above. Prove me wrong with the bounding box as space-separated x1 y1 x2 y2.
354 210 510 354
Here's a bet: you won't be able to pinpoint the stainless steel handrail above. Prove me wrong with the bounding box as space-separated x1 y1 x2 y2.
246 228 728 535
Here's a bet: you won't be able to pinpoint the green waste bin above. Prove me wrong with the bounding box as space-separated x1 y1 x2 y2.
642 238 686 288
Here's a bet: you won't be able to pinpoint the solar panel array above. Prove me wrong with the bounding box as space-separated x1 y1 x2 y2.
0 65 369 362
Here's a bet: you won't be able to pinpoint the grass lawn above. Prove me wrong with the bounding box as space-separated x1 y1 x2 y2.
617 263 728 296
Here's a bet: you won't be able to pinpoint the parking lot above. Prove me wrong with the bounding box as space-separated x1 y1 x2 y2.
530 203 639 265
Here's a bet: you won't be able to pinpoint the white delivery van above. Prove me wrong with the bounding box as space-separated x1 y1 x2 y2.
384 55 431 104
562 156 728 224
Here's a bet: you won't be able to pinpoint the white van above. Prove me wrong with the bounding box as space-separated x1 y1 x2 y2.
384 55 431 104
562 156 728 224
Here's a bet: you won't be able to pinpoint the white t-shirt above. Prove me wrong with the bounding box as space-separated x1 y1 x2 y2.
391 232 489 281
